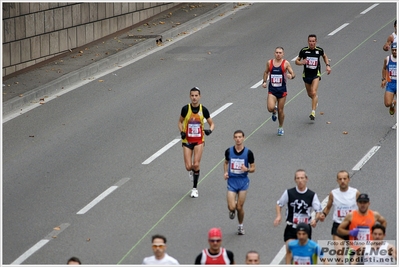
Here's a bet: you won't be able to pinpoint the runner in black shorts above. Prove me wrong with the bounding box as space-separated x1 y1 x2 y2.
262 47 295 136
295 34 331 121
178 87 214 198
274 169 322 263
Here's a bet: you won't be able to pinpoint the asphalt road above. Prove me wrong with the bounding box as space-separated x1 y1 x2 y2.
3 3 397 265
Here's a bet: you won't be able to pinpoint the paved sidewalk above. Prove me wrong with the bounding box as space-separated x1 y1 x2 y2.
2 2 237 116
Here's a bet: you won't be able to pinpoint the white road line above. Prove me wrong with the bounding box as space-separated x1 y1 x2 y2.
142 139 181 165
360 4 379 15
392 123 397 130
11 240 49 265
270 245 287 265
328 23 350 36
352 145 381 171
142 103 233 164
291 56 297 62
208 103 233 118
11 223 70 265
251 80 264 89
77 178 130 214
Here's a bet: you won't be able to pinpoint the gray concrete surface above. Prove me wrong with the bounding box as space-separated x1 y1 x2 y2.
2 2 235 116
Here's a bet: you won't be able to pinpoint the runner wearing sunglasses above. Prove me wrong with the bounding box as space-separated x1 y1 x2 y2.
195 228 235 264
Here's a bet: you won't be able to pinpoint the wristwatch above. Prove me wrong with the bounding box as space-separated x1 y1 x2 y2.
382 78 386 81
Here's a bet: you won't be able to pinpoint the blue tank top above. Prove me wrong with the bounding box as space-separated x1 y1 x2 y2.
228 147 249 179
386 55 396 83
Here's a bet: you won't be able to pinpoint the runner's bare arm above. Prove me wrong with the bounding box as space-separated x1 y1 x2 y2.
320 192 333 222
337 212 352 236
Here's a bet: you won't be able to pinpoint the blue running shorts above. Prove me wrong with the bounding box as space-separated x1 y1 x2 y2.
227 177 250 193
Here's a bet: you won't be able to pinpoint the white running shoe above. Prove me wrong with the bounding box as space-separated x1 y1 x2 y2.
237 225 245 235
189 171 193 182
191 188 198 198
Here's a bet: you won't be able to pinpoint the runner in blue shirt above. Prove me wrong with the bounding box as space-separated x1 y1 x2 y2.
286 223 326 265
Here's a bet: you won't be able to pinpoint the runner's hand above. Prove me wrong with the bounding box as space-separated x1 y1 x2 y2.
180 132 186 140
349 228 359 237
204 129 212 136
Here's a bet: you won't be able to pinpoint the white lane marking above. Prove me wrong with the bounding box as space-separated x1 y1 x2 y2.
142 103 233 164
392 123 397 130
291 56 297 62
360 4 379 15
328 23 350 36
77 178 130 214
352 145 380 171
270 245 286 265
142 139 181 165
208 103 233 119
11 240 49 265
11 223 70 265
251 79 265 89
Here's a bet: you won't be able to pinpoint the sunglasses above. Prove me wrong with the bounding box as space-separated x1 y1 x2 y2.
208 239 221 243
152 244 165 249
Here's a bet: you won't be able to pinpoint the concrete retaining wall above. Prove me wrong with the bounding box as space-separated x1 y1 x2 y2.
2 2 179 77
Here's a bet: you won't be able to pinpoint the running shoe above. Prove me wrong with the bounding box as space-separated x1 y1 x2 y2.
309 111 315 120
277 128 284 136
237 226 245 235
272 105 277 122
229 210 235 220
191 188 198 198
389 100 396 115
189 171 193 182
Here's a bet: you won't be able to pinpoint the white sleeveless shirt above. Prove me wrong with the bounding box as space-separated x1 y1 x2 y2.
363 242 395 265
332 186 357 223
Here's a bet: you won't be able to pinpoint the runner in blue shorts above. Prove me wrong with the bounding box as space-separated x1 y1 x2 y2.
224 130 255 235
381 42 397 115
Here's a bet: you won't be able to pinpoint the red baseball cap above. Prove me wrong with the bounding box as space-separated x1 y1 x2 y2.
208 228 222 239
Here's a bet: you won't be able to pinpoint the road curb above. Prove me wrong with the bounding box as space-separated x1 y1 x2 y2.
3 3 235 117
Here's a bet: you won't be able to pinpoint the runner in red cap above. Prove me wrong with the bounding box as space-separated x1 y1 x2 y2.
194 228 235 264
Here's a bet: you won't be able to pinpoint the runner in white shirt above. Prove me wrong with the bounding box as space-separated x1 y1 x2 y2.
142 234 179 265
355 224 397 265
383 20 397 51
319 170 360 264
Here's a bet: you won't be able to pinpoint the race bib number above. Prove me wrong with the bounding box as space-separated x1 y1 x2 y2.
357 226 370 241
230 158 245 174
306 56 318 69
293 255 311 265
389 68 397 80
188 123 201 137
336 208 352 218
293 213 309 226
271 74 283 87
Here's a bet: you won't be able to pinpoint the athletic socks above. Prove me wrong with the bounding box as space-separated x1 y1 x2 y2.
193 170 200 188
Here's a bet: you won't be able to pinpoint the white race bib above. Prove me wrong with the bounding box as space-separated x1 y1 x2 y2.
271 74 283 87
336 207 352 218
293 213 309 226
306 56 318 69
230 158 245 174
188 123 201 137
293 255 311 265
357 226 370 241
